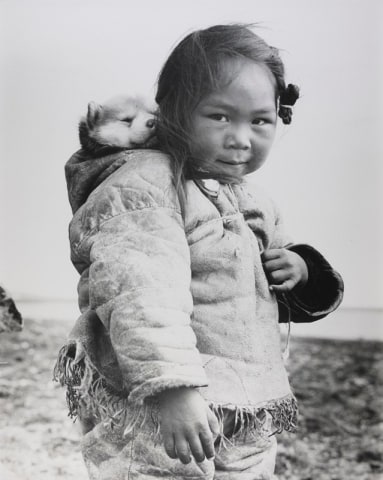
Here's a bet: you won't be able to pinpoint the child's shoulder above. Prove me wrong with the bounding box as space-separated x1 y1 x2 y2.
103 149 173 188
69 149 181 242
67 149 176 213
83 149 179 217
103 150 178 207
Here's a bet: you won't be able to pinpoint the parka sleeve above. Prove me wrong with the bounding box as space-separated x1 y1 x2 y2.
71 161 208 405
269 201 344 324
278 244 344 323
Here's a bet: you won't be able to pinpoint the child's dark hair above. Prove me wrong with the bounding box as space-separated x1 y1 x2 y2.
155 24 299 211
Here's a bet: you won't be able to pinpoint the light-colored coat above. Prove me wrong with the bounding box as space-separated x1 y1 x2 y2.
57 149 343 433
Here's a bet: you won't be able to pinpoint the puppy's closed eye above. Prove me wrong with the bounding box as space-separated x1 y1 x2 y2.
122 117 133 125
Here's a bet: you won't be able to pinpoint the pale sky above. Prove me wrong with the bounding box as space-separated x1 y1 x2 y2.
1 0 382 309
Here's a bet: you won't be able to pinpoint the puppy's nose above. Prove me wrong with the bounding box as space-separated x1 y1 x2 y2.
146 118 155 129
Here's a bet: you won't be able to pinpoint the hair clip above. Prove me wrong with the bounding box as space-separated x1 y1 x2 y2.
279 104 293 110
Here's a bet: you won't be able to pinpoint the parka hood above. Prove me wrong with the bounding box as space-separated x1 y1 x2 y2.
65 149 142 213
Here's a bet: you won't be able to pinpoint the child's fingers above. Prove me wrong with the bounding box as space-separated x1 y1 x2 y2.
261 249 284 261
174 435 192 464
262 258 285 273
199 429 215 460
207 408 220 440
163 432 177 459
270 279 296 292
188 434 206 463
267 269 291 285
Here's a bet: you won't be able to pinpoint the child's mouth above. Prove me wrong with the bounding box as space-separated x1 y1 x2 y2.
218 159 248 166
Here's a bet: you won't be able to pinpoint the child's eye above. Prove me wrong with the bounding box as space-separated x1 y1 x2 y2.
122 117 133 124
208 114 229 122
252 118 266 126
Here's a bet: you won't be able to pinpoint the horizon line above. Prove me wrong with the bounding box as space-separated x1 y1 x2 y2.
12 297 383 313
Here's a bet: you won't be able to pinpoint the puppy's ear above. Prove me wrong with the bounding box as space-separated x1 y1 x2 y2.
87 101 102 127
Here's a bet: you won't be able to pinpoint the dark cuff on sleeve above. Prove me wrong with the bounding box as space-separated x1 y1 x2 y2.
279 244 344 323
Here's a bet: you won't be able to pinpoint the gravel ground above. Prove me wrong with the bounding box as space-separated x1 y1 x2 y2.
0 317 382 480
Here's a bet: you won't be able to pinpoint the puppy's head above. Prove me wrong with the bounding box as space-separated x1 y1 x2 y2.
85 95 157 148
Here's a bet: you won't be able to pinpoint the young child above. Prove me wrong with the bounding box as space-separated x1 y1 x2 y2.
55 24 343 479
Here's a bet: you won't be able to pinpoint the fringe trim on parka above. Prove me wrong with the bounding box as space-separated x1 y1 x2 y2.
53 343 130 428
53 343 298 444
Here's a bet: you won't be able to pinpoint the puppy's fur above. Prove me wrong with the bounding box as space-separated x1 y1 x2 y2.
79 95 157 156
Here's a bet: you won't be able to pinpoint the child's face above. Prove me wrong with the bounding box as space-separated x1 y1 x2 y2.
189 59 277 183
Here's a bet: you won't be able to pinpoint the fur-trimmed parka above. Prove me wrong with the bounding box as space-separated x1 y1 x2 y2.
55 149 343 435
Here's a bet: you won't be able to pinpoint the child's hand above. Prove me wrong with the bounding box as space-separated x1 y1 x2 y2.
157 387 219 464
262 248 308 292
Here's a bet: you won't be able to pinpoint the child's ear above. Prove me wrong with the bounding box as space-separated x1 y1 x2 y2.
87 101 102 127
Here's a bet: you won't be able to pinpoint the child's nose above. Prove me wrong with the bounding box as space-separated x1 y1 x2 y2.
225 126 251 150
146 118 156 129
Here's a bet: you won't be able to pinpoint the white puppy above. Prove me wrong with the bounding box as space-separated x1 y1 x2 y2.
79 95 157 155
